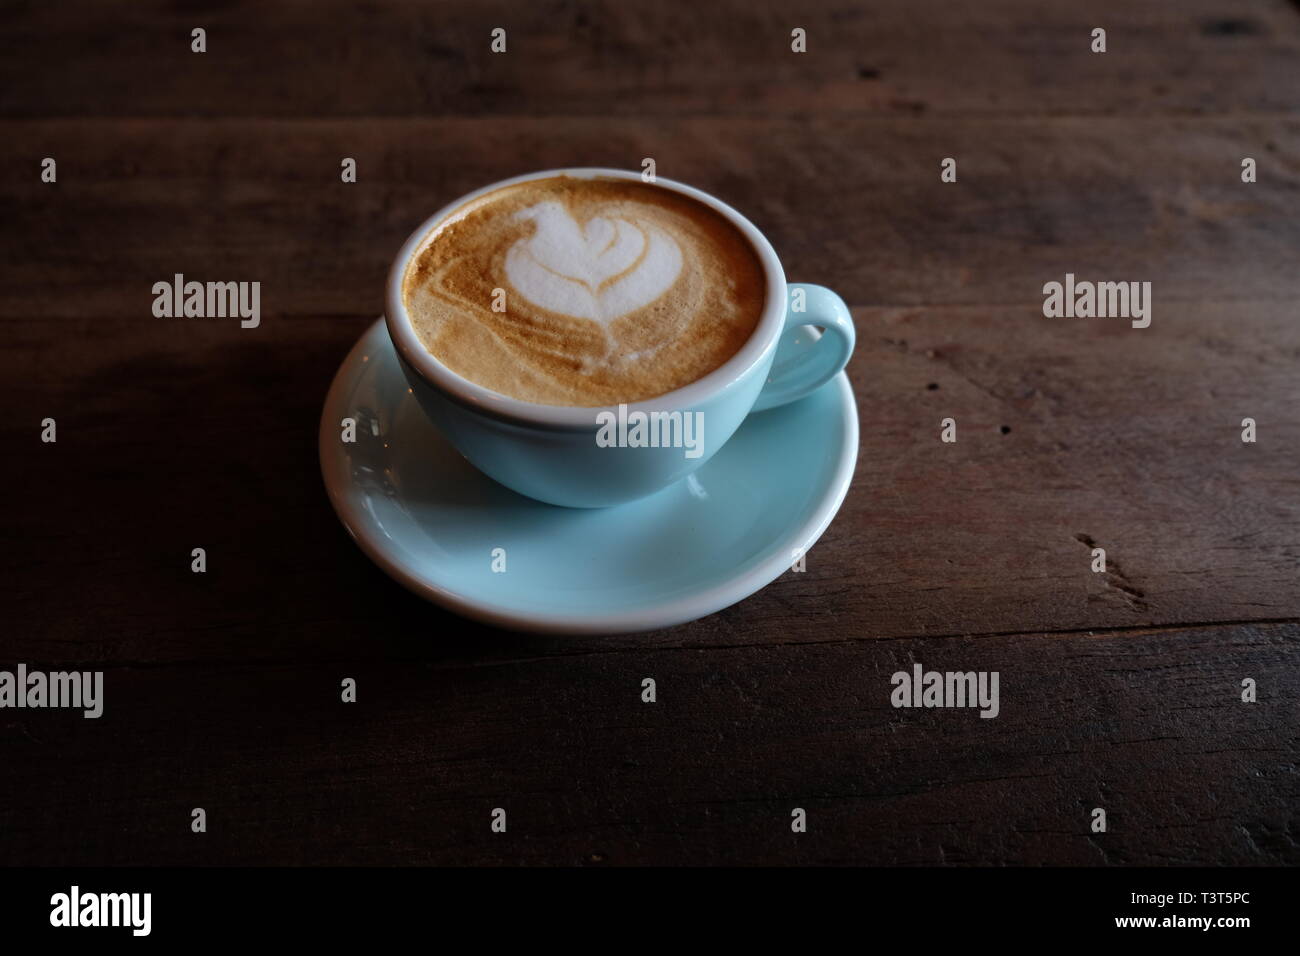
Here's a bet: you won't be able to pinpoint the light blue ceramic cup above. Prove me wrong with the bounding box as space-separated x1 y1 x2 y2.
385 168 855 508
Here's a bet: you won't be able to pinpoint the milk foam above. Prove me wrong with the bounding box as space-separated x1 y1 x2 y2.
403 177 765 406
504 202 683 324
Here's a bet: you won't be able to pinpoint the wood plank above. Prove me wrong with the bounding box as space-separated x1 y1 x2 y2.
3 294 1296 663
1 116 1298 319
1 622 1294 865
2 0 1299 118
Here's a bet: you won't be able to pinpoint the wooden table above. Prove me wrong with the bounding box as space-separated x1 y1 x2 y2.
2 0 1297 866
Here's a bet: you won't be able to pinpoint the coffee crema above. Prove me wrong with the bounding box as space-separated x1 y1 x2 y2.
402 176 766 406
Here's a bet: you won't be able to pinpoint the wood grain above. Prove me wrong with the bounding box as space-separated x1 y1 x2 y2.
1 116 1298 319
3 296 1297 665
3 0 1299 119
1 622 1294 865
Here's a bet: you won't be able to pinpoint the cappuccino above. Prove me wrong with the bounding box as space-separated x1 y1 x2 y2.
402 176 766 406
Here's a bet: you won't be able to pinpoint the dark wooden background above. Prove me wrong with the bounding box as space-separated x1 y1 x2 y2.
2 0 1297 866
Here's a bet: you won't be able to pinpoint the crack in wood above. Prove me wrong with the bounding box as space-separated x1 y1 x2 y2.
1075 533 1149 610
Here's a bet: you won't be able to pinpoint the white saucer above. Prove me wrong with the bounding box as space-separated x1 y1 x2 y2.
319 319 858 634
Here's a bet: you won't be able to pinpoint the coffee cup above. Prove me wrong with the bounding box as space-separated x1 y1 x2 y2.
385 168 854 508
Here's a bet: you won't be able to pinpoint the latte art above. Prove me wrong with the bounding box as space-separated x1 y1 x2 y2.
403 176 766 406
504 202 683 323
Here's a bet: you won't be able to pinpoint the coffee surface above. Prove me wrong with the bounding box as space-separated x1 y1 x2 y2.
402 176 766 406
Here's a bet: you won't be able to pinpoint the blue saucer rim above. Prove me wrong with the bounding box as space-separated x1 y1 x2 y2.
319 319 859 635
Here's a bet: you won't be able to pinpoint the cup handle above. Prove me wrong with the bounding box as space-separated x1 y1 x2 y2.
752 284 856 412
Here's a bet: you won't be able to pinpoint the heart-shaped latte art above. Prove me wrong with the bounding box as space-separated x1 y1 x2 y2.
504 201 683 323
